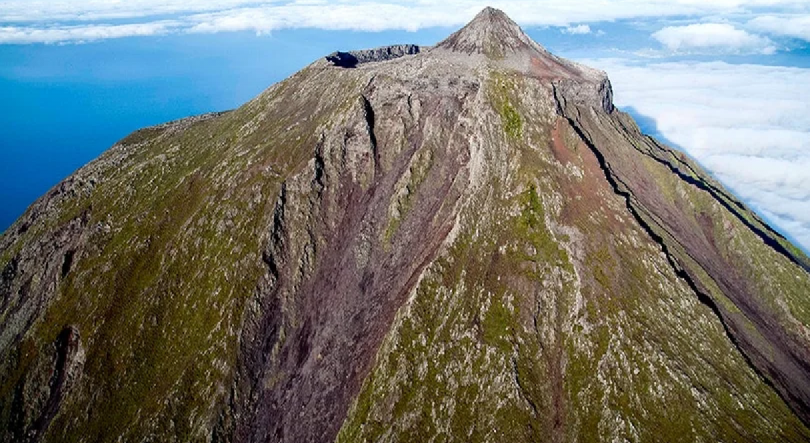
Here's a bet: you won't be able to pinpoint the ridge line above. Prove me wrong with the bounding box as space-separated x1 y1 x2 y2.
555 99 810 427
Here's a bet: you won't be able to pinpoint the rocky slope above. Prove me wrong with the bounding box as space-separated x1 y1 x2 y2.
2 7 810 443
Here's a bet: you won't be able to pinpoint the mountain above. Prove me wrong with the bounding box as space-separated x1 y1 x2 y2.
3 7 810 442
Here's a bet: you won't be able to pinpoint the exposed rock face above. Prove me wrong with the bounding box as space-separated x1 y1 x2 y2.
2 7 810 443
5 325 84 443
437 6 537 57
326 44 421 68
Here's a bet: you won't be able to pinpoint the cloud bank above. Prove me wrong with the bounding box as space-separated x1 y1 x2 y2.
749 15 810 41
0 21 181 44
0 0 808 44
584 59 810 251
652 23 776 54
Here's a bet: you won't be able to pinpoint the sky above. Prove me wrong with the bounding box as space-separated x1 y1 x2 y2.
1 0 809 252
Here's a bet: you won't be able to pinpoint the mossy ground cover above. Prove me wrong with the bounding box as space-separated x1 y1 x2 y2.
339 95 810 441
488 72 523 140
0 65 364 442
3 51 810 443
339 182 577 442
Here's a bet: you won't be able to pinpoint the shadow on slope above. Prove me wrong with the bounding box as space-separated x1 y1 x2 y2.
621 105 809 256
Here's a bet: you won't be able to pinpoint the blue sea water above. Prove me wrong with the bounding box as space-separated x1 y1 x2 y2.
0 29 450 232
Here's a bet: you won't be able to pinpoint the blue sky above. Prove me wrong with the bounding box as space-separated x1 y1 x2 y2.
1 1 809 251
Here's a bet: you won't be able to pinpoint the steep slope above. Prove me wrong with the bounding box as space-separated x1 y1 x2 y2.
2 7 810 443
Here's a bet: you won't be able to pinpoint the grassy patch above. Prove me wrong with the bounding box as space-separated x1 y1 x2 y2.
488 72 523 140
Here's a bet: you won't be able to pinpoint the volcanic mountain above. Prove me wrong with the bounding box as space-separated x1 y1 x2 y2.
3 7 810 443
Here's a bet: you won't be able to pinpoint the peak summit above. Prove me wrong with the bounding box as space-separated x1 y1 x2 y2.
474 6 512 22
436 7 542 58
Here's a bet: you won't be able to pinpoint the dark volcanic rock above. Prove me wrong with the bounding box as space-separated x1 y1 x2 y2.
325 51 360 68
2 7 810 443
326 44 421 67
6 325 83 443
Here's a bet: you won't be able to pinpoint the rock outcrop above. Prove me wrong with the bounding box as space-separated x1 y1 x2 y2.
2 7 810 443
326 44 421 68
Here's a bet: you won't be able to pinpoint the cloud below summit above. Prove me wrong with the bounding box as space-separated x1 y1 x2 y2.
748 15 810 41
0 22 181 44
584 59 810 251
652 23 776 54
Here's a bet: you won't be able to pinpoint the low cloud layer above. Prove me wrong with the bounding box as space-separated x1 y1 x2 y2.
0 0 808 44
749 15 810 41
584 58 810 251
652 23 776 54
0 21 180 44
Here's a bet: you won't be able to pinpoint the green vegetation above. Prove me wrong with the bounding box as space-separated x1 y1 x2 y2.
339 111 810 442
488 72 523 140
501 102 522 140
4 38 810 443
339 183 578 442
0 65 361 442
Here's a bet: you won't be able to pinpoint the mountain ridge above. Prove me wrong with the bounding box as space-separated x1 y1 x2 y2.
2 7 810 443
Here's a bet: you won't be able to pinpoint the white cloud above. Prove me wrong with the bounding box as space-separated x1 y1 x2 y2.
0 0 808 43
562 24 591 35
0 0 271 22
582 58 810 251
652 23 776 54
185 4 456 34
0 21 179 44
749 14 810 41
